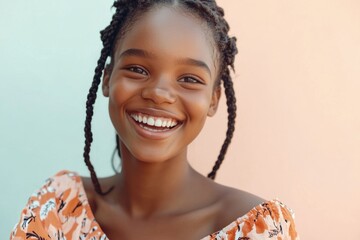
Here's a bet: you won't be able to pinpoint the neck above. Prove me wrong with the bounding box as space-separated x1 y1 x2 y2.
114 144 195 218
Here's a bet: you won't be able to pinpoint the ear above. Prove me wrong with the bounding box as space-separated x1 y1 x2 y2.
102 66 111 97
207 86 221 117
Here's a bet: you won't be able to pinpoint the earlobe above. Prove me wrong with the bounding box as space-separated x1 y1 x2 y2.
102 67 111 97
207 86 221 117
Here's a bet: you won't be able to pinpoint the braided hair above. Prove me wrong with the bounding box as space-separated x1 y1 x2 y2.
84 0 238 195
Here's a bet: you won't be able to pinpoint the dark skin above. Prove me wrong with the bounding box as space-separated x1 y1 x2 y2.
82 6 264 240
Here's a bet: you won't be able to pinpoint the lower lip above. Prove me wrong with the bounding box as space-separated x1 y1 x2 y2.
127 114 182 140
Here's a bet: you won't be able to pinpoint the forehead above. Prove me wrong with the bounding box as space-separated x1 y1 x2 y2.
114 6 217 74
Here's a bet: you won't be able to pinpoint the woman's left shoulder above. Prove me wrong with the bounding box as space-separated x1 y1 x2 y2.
211 187 299 239
215 187 266 226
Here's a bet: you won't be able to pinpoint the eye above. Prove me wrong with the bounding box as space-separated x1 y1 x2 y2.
178 76 204 84
126 66 148 75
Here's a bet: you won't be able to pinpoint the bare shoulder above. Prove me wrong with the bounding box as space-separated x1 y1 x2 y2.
213 183 266 228
81 176 94 194
81 174 117 195
80 176 97 208
80 174 118 212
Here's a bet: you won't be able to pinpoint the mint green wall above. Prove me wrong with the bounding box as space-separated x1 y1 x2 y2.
0 1 117 237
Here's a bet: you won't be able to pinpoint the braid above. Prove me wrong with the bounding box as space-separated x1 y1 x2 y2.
116 134 121 158
207 70 237 179
84 0 238 194
83 48 112 195
111 134 122 173
83 4 130 195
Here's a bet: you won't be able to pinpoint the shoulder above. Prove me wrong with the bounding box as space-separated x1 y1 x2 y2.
10 170 87 239
48 169 81 186
20 169 82 210
214 185 266 228
25 170 81 202
80 173 117 205
210 185 299 240
206 181 299 239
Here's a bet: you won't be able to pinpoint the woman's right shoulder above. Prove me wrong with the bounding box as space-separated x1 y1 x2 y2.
39 170 82 193
10 170 90 239
20 169 84 211
48 169 80 181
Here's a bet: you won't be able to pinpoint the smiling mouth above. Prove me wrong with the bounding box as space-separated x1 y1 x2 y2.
129 112 181 132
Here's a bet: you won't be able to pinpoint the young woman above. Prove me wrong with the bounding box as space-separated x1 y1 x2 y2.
11 1 298 239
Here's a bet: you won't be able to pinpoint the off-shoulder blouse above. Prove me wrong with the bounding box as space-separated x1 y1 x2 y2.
10 170 299 240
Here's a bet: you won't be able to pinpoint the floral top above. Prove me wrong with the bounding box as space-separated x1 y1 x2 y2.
11 170 299 240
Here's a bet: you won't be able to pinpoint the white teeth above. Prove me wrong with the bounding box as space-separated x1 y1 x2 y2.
142 125 169 132
131 113 179 129
147 117 155 126
161 120 167 127
155 119 162 127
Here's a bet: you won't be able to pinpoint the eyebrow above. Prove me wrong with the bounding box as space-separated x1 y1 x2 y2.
119 48 156 59
118 48 212 77
176 58 211 77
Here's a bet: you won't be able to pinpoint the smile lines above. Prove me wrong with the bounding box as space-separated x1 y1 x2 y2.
130 112 179 128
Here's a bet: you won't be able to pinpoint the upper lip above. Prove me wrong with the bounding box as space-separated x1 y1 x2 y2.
127 108 184 122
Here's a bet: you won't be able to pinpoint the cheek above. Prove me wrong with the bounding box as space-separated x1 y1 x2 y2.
109 79 134 101
180 93 212 146
107 80 137 128
183 91 213 124
108 78 141 111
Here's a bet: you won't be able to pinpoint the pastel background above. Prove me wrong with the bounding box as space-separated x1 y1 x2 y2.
1 0 359 239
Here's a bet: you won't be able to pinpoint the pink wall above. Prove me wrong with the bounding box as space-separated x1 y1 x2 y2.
189 1 360 239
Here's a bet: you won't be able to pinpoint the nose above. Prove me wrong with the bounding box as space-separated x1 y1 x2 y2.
141 76 176 104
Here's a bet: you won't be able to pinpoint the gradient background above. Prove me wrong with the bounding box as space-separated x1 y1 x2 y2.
1 0 359 239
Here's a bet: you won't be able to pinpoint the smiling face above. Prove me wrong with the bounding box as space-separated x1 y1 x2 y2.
102 6 220 163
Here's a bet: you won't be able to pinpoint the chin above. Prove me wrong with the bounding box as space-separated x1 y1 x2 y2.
133 152 171 163
124 145 180 164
